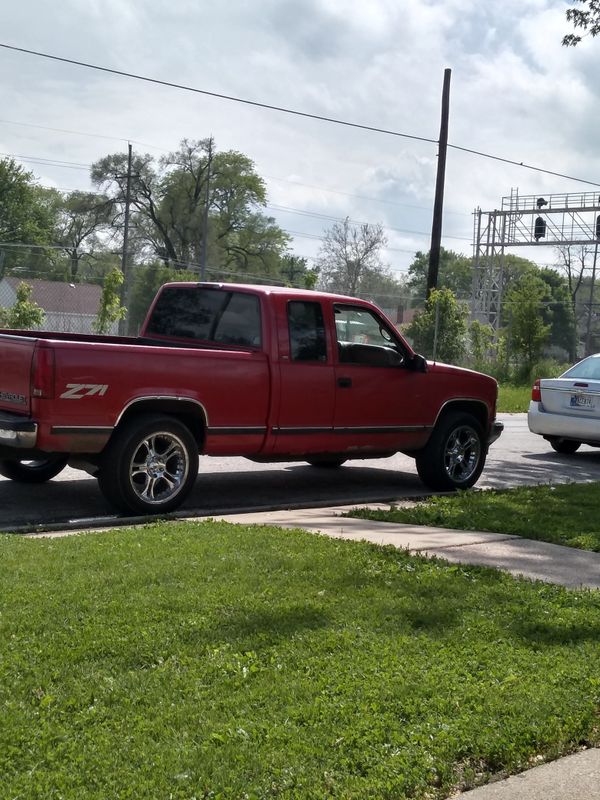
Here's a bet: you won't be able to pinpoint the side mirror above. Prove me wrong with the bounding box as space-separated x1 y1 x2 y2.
410 353 428 373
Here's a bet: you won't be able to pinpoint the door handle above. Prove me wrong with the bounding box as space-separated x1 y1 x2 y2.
337 376 352 388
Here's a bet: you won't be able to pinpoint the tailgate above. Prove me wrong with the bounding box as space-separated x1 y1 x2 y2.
0 334 36 415
540 377 600 416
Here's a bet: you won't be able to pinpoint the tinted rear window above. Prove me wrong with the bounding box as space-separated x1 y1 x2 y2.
146 287 262 347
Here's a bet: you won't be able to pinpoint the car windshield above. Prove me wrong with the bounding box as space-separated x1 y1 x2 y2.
562 355 600 381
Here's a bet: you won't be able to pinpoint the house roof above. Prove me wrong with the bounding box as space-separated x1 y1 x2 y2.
3 278 102 315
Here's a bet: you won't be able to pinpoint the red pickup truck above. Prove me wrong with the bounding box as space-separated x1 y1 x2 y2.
0 282 502 514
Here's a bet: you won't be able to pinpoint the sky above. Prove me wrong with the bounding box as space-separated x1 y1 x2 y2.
0 0 599 293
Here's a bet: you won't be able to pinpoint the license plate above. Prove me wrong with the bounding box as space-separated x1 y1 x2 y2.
570 393 594 409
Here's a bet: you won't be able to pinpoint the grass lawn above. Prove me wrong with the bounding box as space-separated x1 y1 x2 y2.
2 521 600 799
349 483 600 552
497 384 531 413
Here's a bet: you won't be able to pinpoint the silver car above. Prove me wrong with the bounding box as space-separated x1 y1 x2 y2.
528 354 600 454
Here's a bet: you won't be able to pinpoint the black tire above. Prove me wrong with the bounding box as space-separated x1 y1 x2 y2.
415 412 486 492
306 457 347 468
0 455 69 483
97 414 199 515
548 437 581 455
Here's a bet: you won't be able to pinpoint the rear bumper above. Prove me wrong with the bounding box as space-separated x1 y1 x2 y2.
527 400 600 443
488 420 504 447
0 411 38 449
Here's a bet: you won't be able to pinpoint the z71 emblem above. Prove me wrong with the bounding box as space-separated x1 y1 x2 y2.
60 384 109 399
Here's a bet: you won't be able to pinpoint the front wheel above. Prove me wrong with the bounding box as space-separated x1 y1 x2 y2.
98 414 199 515
415 412 486 492
0 455 69 483
548 437 581 455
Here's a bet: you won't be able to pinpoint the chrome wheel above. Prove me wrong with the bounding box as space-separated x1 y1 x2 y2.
444 425 481 483
128 431 190 506
98 414 199 515
416 412 486 492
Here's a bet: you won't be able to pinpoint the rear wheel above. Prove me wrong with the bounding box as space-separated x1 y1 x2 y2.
415 412 486 492
0 455 68 483
548 437 581 455
98 414 199 515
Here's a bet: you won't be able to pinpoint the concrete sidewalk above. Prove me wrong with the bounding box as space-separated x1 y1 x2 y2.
211 503 600 590
210 502 600 798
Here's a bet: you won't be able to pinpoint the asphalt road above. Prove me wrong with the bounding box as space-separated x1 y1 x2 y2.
1 413 600 533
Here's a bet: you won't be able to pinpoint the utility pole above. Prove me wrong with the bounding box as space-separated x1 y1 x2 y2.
585 242 599 356
200 137 213 281
426 68 451 297
119 142 133 334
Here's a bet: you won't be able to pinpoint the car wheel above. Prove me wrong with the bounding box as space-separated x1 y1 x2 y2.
0 455 69 483
415 412 486 492
98 414 199 515
548 437 581 455
306 457 347 468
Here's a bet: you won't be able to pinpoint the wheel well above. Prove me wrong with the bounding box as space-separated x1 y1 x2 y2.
115 400 206 449
434 400 489 432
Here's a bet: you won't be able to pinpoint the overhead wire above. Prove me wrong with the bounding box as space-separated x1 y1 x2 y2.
0 43 436 145
3 43 598 284
1 42 599 187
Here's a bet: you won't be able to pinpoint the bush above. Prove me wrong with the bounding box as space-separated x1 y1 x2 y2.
515 358 571 385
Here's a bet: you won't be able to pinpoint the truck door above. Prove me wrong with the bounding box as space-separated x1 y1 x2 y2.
332 304 430 451
271 299 337 454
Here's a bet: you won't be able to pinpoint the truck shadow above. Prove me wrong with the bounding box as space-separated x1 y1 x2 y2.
5 444 600 533
0 461 427 532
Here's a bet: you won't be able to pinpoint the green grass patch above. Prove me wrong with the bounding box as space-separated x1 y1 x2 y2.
2 521 600 799
497 384 531 413
349 483 600 552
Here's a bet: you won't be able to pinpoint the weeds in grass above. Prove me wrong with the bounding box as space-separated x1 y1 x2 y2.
2 521 600 798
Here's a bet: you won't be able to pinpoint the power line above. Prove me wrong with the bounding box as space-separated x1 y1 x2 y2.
2 148 472 242
0 129 465 214
448 144 600 189
271 206 472 242
0 117 167 151
2 42 599 187
0 151 90 170
264 175 469 216
0 43 436 146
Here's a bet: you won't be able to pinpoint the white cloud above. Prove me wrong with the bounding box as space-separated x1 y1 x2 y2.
0 0 597 274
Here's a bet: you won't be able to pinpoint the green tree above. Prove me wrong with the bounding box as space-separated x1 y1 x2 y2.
563 0 600 45
405 288 468 363
538 268 576 359
406 248 473 303
468 319 496 371
504 273 552 370
91 138 290 280
0 282 45 329
52 190 114 280
94 268 127 334
0 158 57 276
279 255 318 289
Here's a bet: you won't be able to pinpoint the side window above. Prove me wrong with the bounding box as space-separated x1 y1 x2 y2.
335 304 404 367
288 301 327 362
